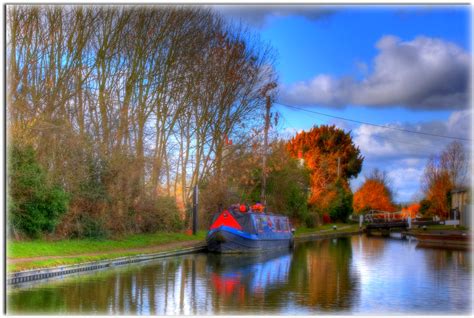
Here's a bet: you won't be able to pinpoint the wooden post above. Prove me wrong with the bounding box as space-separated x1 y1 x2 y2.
193 185 198 235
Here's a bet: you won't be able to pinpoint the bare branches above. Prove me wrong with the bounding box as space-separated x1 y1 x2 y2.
7 5 277 235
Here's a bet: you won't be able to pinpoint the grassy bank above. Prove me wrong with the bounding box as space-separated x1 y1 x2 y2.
409 224 469 232
8 231 206 259
8 224 362 273
8 231 206 273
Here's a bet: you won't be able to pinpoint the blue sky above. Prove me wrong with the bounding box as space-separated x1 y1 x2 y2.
216 5 472 203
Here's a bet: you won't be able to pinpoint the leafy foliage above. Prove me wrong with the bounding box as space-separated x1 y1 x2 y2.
287 125 363 221
8 145 69 238
419 199 432 215
327 180 353 222
401 203 420 218
420 141 468 218
266 141 311 221
425 170 452 218
199 139 310 227
353 179 396 214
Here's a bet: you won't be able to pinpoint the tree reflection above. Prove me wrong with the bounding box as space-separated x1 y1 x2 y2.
422 248 471 272
287 238 358 310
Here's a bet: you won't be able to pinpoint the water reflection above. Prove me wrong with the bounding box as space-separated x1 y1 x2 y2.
289 238 359 311
206 251 292 314
8 235 471 315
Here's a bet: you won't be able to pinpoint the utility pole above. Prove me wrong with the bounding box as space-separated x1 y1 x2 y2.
259 81 276 210
262 94 271 207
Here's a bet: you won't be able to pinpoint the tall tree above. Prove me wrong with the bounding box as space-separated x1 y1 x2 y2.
440 141 469 188
287 125 363 210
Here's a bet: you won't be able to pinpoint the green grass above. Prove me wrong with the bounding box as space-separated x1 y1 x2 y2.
8 231 206 259
295 223 359 236
7 244 198 273
8 225 362 273
411 224 469 231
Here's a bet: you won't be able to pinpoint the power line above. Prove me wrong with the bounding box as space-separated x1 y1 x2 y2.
275 102 471 142
278 109 437 149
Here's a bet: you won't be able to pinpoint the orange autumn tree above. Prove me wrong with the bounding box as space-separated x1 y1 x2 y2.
424 170 453 218
287 125 363 221
353 170 396 214
420 141 467 219
401 203 420 218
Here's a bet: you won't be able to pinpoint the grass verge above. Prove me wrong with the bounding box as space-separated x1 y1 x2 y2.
7 245 202 273
8 231 206 259
409 224 469 232
8 225 363 273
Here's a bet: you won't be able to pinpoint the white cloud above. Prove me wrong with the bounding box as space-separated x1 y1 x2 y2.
350 110 471 202
388 166 424 194
281 35 470 110
352 110 471 160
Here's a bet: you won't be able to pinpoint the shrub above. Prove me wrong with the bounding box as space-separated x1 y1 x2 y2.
77 214 109 240
305 211 320 228
134 195 184 233
8 144 69 238
327 180 353 223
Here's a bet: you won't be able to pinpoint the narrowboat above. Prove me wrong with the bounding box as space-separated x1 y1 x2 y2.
206 204 295 253
414 230 470 250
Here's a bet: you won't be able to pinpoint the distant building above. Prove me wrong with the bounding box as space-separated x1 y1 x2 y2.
450 188 471 227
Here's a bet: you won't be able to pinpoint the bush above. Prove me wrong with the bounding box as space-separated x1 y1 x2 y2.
266 144 310 221
78 214 109 240
305 211 320 228
134 196 184 233
8 144 69 238
327 180 353 223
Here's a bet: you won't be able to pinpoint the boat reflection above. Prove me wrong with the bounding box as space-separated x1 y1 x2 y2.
206 251 292 311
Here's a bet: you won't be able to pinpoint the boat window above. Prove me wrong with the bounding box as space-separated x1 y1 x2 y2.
276 219 281 231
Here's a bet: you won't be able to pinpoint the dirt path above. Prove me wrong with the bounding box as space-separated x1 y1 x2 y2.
8 240 204 264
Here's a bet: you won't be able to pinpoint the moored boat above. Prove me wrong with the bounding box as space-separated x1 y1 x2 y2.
206 204 294 253
414 230 471 250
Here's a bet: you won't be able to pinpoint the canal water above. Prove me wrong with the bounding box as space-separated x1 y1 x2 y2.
8 235 471 315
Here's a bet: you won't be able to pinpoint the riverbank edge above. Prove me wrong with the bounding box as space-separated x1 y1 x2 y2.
295 229 363 242
8 229 363 285
7 243 207 285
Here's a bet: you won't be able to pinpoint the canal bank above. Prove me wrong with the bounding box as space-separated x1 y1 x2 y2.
295 227 362 242
8 243 207 285
8 225 362 285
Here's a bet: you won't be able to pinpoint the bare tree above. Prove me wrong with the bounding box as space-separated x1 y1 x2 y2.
440 141 469 188
7 4 278 236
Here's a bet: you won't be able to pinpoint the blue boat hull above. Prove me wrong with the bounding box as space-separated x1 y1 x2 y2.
206 226 293 253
